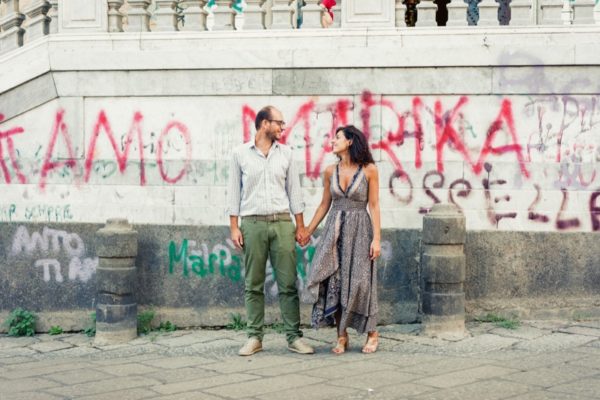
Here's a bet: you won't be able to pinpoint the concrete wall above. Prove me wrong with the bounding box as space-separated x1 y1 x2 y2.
2 27 600 330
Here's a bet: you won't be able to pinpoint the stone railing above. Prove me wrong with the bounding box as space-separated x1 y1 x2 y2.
1 0 599 56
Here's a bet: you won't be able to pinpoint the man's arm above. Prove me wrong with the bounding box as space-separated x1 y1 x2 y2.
228 150 243 249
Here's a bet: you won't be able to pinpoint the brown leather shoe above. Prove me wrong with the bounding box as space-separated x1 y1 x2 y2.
238 338 262 356
288 338 315 354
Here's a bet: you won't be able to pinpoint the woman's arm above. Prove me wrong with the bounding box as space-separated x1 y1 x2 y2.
306 165 334 237
366 163 381 260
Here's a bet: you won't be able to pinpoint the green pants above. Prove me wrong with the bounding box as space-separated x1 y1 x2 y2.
240 218 302 344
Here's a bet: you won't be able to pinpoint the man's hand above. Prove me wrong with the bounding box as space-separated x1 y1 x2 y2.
231 227 244 250
295 226 309 246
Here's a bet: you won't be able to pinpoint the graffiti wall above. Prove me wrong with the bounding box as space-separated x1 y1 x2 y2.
2 92 600 232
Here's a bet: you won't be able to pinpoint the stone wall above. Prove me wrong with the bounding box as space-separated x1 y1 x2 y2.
1 27 600 330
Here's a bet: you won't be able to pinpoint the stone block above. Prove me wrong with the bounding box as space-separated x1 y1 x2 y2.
422 252 466 284
96 265 136 296
422 292 465 316
95 219 138 258
422 216 466 245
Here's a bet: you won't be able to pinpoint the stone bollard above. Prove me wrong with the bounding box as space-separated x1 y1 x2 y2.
94 219 138 345
420 203 466 339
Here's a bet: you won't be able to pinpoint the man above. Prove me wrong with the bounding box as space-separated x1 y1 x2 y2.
228 105 314 356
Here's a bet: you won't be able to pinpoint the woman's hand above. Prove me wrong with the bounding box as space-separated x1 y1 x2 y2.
370 239 380 261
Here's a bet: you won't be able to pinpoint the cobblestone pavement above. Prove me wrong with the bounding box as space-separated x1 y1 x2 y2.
1 320 600 400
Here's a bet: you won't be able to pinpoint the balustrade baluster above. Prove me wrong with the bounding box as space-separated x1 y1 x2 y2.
154 0 179 30
47 0 58 33
205 0 235 30
107 0 124 32
595 0 600 25
244 0 266 29
23 0 50 42
271 0 294 29
561 0 574 25
403 0 420 26
181 0 207 30
126 0 151 32
465 0 482 25
301 0 323 28
0 0 25 53
495 0 511 25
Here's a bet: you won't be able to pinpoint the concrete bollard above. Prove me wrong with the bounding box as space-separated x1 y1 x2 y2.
94 218 138 345
420 203 466 339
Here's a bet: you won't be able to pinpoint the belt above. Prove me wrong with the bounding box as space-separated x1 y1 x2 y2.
244 213 292 222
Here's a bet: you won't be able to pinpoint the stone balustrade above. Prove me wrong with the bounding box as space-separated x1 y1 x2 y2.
0 0 599 56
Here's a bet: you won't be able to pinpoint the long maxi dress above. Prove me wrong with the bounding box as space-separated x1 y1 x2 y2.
306 164 378 334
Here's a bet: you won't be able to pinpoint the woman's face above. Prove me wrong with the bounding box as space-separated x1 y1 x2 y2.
331 130 352 155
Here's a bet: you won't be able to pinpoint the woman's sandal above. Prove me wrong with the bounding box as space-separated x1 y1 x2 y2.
362 332 379 354
331 335 349 354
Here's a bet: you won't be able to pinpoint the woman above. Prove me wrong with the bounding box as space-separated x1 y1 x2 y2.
303 125 381 354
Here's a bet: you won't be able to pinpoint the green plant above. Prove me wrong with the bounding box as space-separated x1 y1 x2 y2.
83 312 96 337
48 325 63 335
475 313 520 330
158 321 177 332
226 313 247 331
137 310 156 335
4 308 36 337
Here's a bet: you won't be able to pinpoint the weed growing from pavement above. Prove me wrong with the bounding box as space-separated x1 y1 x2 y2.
226 313 247 331
83 312 96 337
137 309 156 335
475 313 520 330
4 308 37 337
48 325 63 335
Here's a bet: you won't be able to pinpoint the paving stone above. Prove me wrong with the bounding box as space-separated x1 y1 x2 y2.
489 325 548 340
145 367 219 384
566 355 600 370
412 365 517 389
329 369 421 390
373 353 445 368
513 333 596 352
331 382 436 400
90 353 166 366
141 355 215 369
77 388 158 400
0 336 39 349
304 360 395 379
60 335 95 346
152 373 259 395
503 364 599 388
252 358 343 377
410 379 533 400
1 361 91 379
154 334 212 347
256 382 358 400
396 356 492 376
95 362 161 376
203 374 323 399
498 351 588 371
46 376 161 397
205 355 302 374
0 347 39 357
509 390 597 400
5 392 62 400
0 377 60 393
46 368 114 385
548 376 600 398
444 334 519 354
151 392 228 400
557 325 600 337
46 346 101 358
29 341 74 353
0 356 35 365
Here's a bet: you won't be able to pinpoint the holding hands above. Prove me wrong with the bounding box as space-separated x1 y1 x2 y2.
295 226 312 247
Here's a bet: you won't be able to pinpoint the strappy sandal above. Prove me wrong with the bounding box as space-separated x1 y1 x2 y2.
362 332 378 354
331 335 349 355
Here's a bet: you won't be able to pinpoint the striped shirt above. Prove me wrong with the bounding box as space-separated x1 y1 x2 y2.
227 141 305 216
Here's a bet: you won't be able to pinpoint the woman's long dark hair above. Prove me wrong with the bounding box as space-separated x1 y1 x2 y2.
336 125 374 166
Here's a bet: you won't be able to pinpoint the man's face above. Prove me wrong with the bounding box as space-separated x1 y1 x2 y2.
265 109 286 142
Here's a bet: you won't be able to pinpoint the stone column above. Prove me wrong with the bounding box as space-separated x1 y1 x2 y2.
22 0 50 42
301 0 322 28
154 0 179 31
94 219 138 345
126 0 151 32
244 0 265 29
107 0 124 32
47 0 58 33
270 0 294 29
0 0 26 53
181 0 207 31
420 203 466 339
